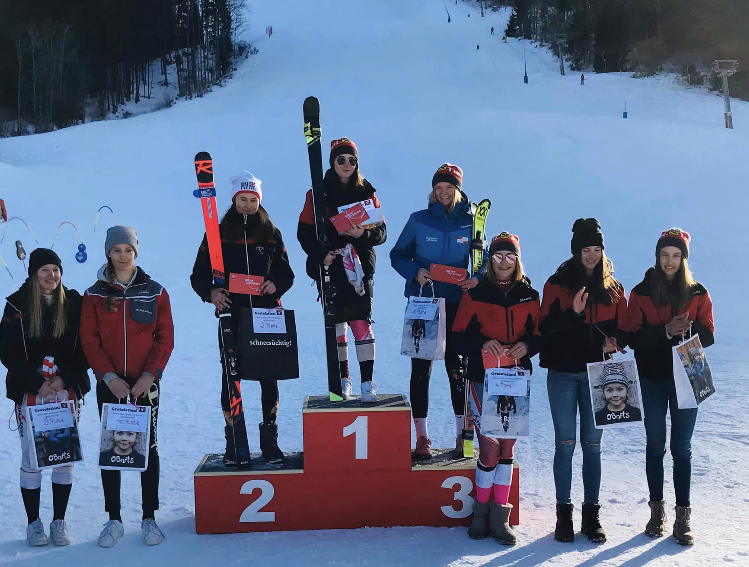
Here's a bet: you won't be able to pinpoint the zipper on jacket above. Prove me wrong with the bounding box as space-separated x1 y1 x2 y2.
123 290 128 377
510 310 515 341
505 307 511 345
243 215 250 273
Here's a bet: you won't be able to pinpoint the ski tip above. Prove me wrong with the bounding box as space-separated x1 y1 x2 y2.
303 96 320 114
195 151 212 161
329 392 343 403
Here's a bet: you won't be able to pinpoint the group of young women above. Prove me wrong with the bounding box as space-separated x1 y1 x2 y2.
1 138 714 550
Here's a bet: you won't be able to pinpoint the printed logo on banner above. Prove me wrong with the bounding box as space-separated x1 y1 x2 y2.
457 236 469 244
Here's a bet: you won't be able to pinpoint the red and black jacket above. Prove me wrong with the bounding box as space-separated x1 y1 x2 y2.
81 267 174 383
539 272 628 373
1 283 90 404
452 277 541 382
191 212 294 313
628 268 714 381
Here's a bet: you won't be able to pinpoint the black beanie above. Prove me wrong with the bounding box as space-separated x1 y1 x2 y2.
571 218 604 254
28 248 63 277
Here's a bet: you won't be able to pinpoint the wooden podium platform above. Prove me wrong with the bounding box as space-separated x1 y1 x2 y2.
194 394 519 534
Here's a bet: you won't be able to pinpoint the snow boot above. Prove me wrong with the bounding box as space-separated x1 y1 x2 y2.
413 436 432 460
489 502 516 545
645 500 667 537
581 502 607 543
467 498 490 539
223 425 237 466
673 505 695 545
259 422 284 465
554 503 574 542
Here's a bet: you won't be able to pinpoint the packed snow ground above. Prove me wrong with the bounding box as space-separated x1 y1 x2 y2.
1 0 748 565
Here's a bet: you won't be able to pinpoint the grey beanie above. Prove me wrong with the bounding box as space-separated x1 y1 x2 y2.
105 226 139 258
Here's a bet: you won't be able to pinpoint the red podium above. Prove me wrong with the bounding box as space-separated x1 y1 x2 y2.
194 394 519 534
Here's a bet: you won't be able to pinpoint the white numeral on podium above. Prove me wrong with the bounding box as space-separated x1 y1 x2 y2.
342 415 368 459
440 476 473 519
239 480 276 523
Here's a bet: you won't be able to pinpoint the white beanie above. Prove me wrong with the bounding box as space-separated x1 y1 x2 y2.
230 172 262 203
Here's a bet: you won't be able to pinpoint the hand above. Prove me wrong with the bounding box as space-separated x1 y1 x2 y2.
259 280 277 295
48 376 65 393
666 315 691 337
506 342 528 359
573 286 588 314
130 374 155 399
482 340 504 358
458 277 479 291
603 337 618 354
416 268 433 286
323 252 337 266
343 220 365 239
107 377 131 400
38 381 56 399
210 288 231 310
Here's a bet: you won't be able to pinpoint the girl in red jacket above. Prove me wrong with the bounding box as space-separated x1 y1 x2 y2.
80 226 174 549
628 229 714 545
452 233 541 545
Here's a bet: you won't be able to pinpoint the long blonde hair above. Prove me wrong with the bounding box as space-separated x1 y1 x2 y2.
27 276 67 339
428 187 462 214
485 256 526 288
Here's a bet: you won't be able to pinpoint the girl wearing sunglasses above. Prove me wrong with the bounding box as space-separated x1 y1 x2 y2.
298 137 386 402
538 218 628 544
452 233 540 545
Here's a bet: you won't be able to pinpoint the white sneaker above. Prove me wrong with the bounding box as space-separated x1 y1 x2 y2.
49 519 71 546
361 381 378 403
26 518 48 547
141 518 164 546
341 378 353 400
98 520 124 548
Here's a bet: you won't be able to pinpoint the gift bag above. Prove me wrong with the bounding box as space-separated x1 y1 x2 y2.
400 283 446 361
98 403 151 472
239 307 299 380
587 359 644 429
673 334 715 409
26 398 83 470
479 367 530 438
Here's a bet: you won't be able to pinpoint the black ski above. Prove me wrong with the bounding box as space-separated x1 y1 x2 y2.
303 97 344 401
193 151 250 467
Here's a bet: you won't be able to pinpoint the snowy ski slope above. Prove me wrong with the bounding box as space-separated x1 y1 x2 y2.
0 0 748 565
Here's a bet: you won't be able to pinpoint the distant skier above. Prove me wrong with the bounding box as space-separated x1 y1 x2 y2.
502 36 507 43
477 45 479 50
491 27 494 35
0 198 6 222
581 73 585 85
448 15 451 23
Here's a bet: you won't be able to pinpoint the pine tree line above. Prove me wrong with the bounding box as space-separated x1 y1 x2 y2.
499 0 748 100
0 0 248 136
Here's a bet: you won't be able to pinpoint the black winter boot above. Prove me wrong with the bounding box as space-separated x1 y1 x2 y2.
467 498 490 539
259 422 284 465
223 425 237 466
673 505 694 545
581 503 607 543
554 503 574 542
645 500 667 537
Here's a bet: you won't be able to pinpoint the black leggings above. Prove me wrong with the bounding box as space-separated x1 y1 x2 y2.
97 379 160 516
221 373 279 424
409 302 464 418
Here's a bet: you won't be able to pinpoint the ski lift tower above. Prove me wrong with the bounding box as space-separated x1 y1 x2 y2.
554 34 567 76
712 60 739 129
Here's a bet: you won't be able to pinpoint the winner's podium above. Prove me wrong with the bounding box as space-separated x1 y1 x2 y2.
194 394 519 534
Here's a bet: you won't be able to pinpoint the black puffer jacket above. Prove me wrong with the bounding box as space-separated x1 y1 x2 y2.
191 209 295 322
1 282 91 404
297 171 386 323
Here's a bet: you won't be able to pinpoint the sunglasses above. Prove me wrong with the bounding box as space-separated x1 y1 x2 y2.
336 156 358 166
492 252 517 264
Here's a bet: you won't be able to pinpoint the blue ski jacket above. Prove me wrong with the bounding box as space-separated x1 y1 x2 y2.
390 194 488 303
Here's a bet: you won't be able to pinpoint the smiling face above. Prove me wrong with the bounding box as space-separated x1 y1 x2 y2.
603 382 628 411
109 244 136 274
491 252 517 281
580 246 602 273
659 246 683 280
36 264 61 294
433 182 458 208
235 193 260 215
112 430 138 455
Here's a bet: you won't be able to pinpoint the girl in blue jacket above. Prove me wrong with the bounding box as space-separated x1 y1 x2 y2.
390 163 487 459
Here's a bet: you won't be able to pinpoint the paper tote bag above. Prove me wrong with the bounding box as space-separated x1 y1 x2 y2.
400 284 446 361
240 307 299 380
673 334 715 409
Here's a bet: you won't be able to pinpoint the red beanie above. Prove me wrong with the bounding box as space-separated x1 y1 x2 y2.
657 228 691 259
329 137 358 166
432 163 463 190
489 232 520 256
